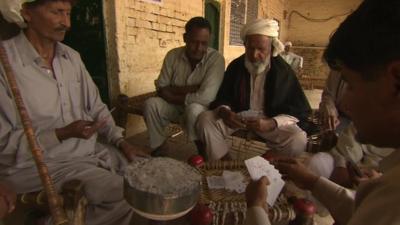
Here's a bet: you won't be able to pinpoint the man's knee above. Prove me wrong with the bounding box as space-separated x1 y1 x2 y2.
308 152 335 178
85 174 124 204
185 103 206 118
143 97 164 115
286 130 307 156
196 110 216 132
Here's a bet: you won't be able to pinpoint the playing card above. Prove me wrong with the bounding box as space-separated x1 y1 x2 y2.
244 156 285 206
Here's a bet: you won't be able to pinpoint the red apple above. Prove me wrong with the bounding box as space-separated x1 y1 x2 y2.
293 198 316 216
188 155 204 167
189 204 213 225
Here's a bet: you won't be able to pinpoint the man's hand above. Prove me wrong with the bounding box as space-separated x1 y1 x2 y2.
275 158 319 190
119 140 150 162
348 167 382 187
218 107 245 129
330 167 352 188
244 118 276 133
320 109 340 131
171 85 200 94
0 183 16 219
55 119 107 141
246 176 269 212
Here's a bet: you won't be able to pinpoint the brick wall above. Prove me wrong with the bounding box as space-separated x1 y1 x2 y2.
104 0 203 135
287 0 362 46
121 0 203 97
284 0 361 85
293 47 327 78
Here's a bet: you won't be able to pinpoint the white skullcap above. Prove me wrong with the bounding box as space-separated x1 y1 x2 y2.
240 19 285 57
0 0 35 28
284 41 293 47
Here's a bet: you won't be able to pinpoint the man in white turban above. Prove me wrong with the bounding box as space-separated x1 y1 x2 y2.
281 41 304 74
0 1 148 224
196 19 312 160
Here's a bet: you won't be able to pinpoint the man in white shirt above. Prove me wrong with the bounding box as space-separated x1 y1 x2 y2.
281 41 303 74
319 70 350 132
244 0 400 224
143 17 225 157
0 1 147 224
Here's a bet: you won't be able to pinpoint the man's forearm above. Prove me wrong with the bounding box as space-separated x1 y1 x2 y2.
158 88 186 105
158 85 199 105
169 85 199 95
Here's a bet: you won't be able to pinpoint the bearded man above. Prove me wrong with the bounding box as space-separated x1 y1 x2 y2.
196 19 311 160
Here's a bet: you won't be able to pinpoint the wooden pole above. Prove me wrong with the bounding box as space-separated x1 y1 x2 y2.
0 40 68 225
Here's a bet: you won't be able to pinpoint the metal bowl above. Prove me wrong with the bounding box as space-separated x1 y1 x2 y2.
124 178 201 221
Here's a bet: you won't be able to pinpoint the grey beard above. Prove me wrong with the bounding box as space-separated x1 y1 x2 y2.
244 57 270 75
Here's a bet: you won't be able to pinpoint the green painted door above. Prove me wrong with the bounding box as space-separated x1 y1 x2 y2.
63 0 109 105
205 1 220 50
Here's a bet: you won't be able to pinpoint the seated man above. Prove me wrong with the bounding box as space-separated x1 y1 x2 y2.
280 41 303 75
308 123 393 188
196 19 312 161
0 1 147 224
245 0 400 224
307 123 393 218
319 70 350 133
143 17 225 157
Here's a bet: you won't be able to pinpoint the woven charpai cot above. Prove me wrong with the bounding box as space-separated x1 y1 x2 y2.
198 160 296 225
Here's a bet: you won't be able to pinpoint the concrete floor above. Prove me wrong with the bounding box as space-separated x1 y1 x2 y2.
125 89 334 225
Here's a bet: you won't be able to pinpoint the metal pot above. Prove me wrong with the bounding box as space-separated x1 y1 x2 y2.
124 178 201 221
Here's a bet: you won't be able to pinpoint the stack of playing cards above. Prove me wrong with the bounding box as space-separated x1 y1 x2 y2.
206 170 247 193
244 156 285 206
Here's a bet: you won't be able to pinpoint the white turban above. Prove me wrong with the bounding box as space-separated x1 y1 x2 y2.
284 41 293 47
0 0 35 28
240 19 285 57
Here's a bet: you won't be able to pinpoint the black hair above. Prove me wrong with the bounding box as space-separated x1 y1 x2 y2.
24 0 77 8
324 0 400 79
185 17 212 34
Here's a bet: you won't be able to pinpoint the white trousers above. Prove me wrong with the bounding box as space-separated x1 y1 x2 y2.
196 110 308 160
143 97 207 149
308 152 335 178
2 143 134 225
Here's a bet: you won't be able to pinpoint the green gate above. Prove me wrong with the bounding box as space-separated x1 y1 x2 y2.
205 0 221 50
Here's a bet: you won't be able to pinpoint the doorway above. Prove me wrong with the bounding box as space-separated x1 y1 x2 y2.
63 0 109 105
205 0 221 50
